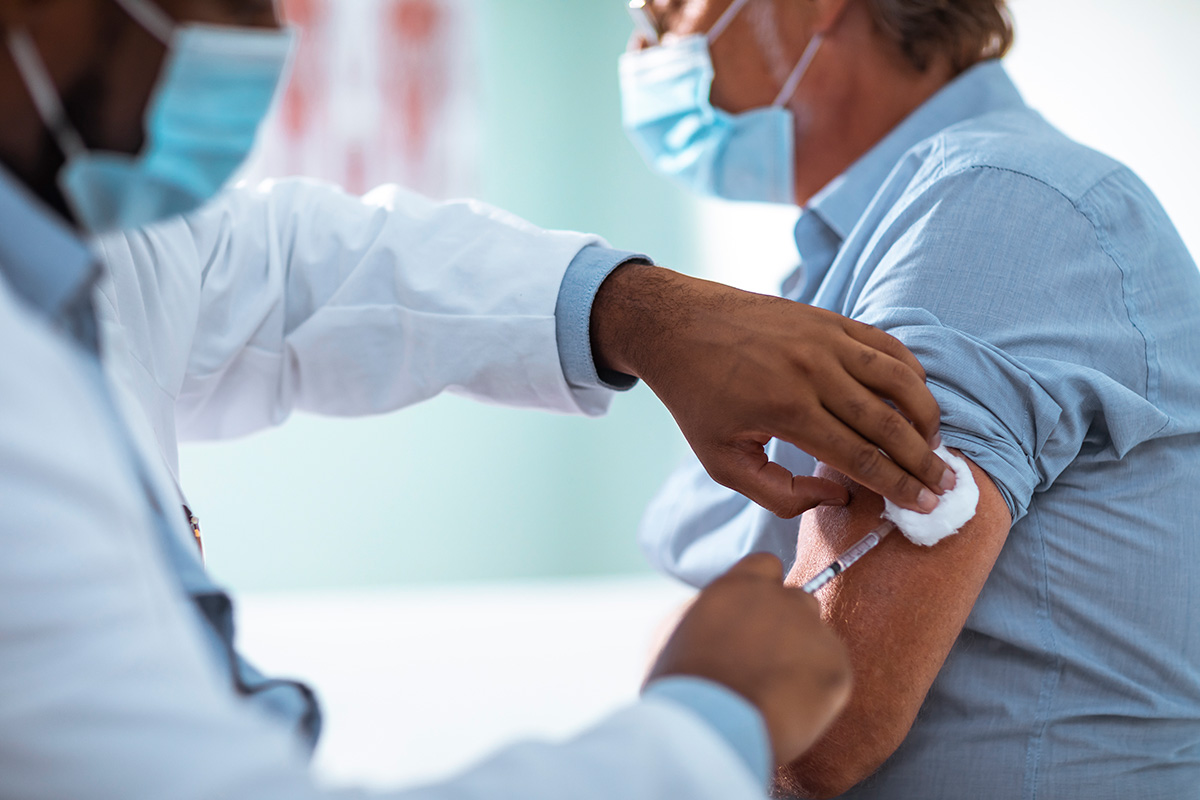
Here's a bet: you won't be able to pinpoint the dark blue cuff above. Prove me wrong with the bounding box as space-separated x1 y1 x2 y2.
644 676 772 785
554 244 648 391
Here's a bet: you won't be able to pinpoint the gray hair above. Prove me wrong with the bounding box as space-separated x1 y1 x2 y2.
866 0 1014 73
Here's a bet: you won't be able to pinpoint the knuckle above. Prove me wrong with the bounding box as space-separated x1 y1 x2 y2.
843 396 868 422
852 445 882 479
703 455 738 488
708 465 736 489
789 354 820 383
877 409 908 442
892 470 918 497
783 397 812 427
893 358 917 383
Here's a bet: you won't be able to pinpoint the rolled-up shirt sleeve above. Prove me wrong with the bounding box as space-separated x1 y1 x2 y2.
849 165 1169 522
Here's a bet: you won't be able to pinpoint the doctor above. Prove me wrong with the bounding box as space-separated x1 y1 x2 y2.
0 0 947 798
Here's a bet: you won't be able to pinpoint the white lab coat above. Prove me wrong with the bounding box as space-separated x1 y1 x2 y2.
0 178 767 799
92 178 616 483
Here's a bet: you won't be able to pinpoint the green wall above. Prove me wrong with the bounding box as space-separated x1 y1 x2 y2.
180 0 703 593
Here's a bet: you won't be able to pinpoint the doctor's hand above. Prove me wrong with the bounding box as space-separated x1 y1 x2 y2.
590 262 953 517
645 553 852 768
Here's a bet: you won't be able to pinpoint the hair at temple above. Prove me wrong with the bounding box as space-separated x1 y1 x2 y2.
865 0 1014 74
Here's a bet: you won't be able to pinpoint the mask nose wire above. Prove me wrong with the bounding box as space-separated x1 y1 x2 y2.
5 29 87 160
772 32 823 107
111 0 176 45
707 0 755 43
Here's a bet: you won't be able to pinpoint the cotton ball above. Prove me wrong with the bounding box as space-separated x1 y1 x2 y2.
883 446 979 546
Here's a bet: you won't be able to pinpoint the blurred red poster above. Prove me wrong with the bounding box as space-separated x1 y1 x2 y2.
244 0 478 200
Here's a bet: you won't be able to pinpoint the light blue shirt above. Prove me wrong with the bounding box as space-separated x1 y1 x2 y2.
641 60 1200 798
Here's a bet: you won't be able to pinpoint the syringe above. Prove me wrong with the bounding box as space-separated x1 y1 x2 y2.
801 521 895 594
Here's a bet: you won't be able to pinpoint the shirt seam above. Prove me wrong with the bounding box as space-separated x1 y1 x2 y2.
1075 176 1161 406
1022 501 1063 800
934 162 1156 405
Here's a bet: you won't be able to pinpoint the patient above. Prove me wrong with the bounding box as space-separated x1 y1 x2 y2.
629 0 1200 797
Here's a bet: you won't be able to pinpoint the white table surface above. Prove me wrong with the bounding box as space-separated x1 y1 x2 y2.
235 575 696 791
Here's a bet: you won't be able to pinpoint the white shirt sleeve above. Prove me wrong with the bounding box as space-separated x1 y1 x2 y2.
93 178 608 442
0 277 766 800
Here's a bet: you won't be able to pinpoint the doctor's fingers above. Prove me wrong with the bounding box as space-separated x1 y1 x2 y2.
821 372 951 495
840 323 940 442
701 439 850 519
841 317 928 382
844 349 942 447
774 404 942 514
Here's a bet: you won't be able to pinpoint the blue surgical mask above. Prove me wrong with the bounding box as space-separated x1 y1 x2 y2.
619 0 822 205
6 0 294 234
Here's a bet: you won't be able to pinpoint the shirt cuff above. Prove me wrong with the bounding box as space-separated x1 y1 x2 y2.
554 244 648 391
643 676 772 786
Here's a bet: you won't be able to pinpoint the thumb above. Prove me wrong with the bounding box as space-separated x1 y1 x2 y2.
725 552 787 582
706 445 849 518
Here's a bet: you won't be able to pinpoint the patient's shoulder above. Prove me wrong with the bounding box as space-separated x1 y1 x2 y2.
923 109 1128 203
870 108 1192 293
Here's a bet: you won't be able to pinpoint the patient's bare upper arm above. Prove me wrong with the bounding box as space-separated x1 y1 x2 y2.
777 451 1012 799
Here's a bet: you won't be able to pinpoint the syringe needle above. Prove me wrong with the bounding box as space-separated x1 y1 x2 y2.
801 521 896 594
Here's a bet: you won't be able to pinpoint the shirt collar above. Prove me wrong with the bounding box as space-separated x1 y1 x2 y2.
0 164 97 318
802 60 1028 244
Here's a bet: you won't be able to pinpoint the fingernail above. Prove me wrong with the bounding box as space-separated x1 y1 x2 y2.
918 489 939 513
819 498 846 507
939 468 957 493
930 433 943 450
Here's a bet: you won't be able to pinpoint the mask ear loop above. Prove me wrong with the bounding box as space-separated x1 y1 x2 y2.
773 32 824 107
5 28 87 160
708 0 756 42
110 0 175 45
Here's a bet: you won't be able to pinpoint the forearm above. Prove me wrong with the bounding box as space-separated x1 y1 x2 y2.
779 456 1010 797
590 260 710 382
